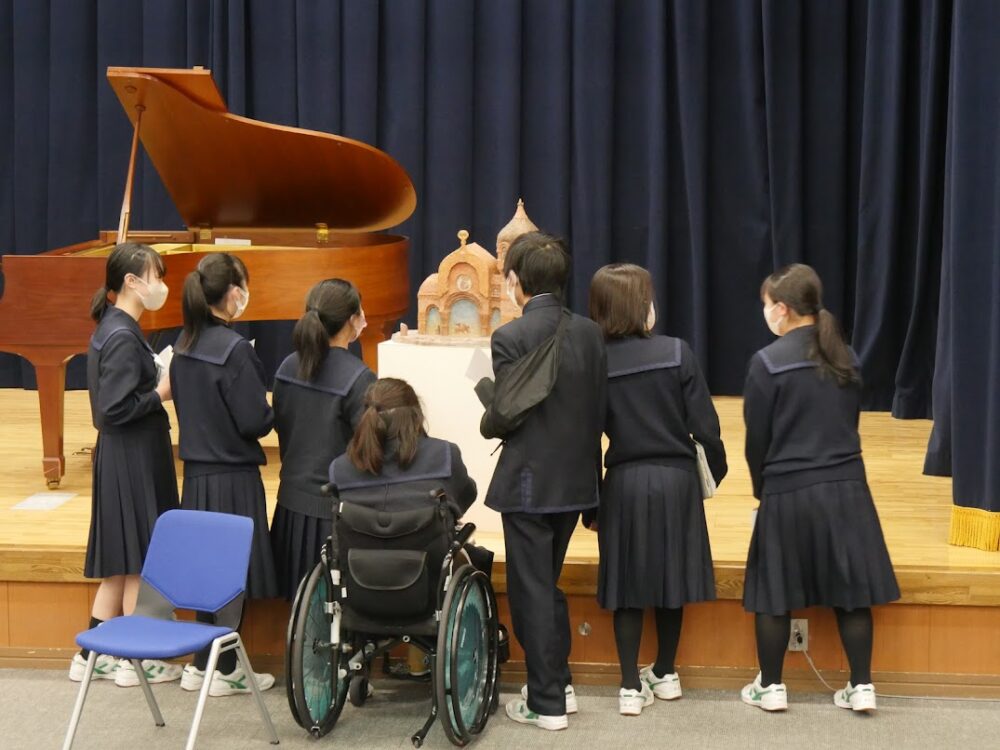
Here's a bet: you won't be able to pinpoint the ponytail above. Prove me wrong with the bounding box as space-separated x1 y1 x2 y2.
176 253 248 352
293 278 362 381
346 378 425 475
293 310 331 381
90 286 110 322
813 309 859 386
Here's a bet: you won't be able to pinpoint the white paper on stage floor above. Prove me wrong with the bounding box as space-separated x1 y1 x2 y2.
14 492 77 511
465 348 494 382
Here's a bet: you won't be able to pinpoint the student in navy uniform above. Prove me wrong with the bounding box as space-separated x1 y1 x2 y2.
328 377 477 518
170 252 278 696
73 243 182 687
587 263 727 716
478 232 606 731
271 279 375 601
740 264 899 714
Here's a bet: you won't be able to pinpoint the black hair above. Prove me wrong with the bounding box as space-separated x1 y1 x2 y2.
292 278 362 381
502 231 570 299
176 252 249 352
90 243 166 322
761 263 860 386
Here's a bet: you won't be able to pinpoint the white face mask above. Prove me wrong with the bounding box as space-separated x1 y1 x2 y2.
129 274 169 312
646 302 656 332
232 286 249 320
350 309 367 342
763 302 784 336
505 272 520 308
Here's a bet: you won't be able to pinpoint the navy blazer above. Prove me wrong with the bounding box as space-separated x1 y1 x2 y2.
483 294 607 514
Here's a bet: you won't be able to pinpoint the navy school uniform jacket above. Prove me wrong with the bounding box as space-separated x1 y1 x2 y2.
329 436 477 518
170 319 274 475
273 348 376 519
483 294 607 514
88 306 167 432
604 335 727 483
743 325 864 499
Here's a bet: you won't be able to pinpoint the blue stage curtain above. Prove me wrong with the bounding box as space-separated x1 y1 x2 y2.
0 4 993 474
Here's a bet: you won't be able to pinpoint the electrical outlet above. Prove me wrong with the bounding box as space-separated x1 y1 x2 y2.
788 618 808 651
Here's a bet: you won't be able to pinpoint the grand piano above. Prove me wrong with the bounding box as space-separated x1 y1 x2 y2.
0 67 415 488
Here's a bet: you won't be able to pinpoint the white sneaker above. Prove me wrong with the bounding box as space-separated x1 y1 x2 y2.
619 684 654 716
834 682 877 712
640 665 682 700
740 673 788 712
520 684 578 714
115 659 183 687
68 653 118 682
505 698 568 731
209 667 276 696
180 664 206 692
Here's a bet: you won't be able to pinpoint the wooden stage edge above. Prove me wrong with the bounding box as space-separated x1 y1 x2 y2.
2 391 1000 695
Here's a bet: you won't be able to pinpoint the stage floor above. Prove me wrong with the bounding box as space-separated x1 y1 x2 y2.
2 389 999 605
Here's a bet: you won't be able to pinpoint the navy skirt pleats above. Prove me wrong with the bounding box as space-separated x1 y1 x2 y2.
85 425 179 579
180 469 279 599
270 505 331 601
743 479 901 615
598 463 716 610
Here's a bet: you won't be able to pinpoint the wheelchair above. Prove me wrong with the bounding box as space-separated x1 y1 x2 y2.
286 487 501 747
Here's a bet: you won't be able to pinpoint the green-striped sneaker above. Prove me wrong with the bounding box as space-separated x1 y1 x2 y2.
740 673 788 712
640 665 682 700
115 659 183 687
68 653 119 682
619 684 654 716
505 698 568 731
520 684 578 714
834 682 877 712
209 667 275 697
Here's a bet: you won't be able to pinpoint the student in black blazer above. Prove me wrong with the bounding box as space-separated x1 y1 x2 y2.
740 264 899 714
588 264 727 716
478 232 607 731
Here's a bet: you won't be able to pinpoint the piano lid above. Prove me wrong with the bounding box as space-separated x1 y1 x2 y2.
107 67 416 232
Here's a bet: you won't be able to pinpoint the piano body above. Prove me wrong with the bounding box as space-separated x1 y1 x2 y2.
0 67 416 488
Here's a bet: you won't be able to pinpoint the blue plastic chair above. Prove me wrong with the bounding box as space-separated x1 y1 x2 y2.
62 509 279 750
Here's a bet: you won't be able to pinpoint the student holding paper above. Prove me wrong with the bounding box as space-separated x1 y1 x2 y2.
73 243 181 686
476 232 606 731
741 264 898 713
587 263 727 715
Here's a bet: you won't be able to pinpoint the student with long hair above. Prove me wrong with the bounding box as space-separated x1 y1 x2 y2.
741 264 899 713
588 263 727 715
170 252 278 696
271 279 375 600
73 243 181 687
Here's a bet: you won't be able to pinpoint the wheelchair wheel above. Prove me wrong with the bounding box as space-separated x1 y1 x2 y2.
285 569 311 726
288 561 349 737
434 564 500 746
348 675 370 707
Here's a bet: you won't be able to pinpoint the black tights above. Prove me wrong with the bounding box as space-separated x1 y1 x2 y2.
755 607 873 687
193 610 244 675
613 607 683 690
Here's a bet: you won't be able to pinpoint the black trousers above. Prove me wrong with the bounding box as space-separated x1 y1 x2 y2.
501 510 579 716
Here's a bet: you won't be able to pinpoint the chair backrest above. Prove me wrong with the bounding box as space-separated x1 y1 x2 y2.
141 509 253 613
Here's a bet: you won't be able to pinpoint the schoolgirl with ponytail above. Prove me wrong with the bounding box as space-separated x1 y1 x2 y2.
169 252 278 696
270 279 375 600
74 243 181 687
740 263 899 714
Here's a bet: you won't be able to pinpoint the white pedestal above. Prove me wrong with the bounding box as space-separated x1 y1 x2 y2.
377 339 503 532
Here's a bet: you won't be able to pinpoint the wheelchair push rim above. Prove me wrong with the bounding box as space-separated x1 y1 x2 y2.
434 564 500 746
288 561 349 737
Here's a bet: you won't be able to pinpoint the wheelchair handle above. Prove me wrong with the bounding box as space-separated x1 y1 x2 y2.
453 523 476 550
321 482 336 497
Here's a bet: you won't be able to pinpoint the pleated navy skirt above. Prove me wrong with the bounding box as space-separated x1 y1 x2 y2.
270 504 331 601
181 468 279 599
598 462 716 610
743 479 900 615
85 423 179 579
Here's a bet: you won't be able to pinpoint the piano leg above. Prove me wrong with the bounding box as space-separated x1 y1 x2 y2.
33 360 69 489
358 318 398 373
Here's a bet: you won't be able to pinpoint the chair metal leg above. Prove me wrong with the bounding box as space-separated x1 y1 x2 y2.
131 658 166 727
185 638 223 750
62 652 97 750
234 637 280 745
